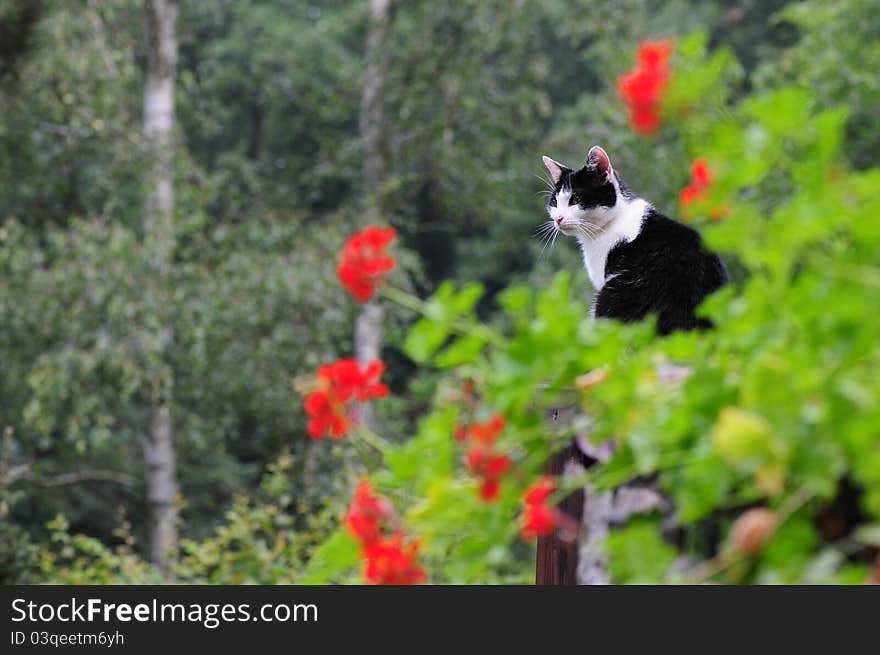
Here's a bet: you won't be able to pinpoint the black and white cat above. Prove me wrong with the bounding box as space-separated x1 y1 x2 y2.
541 146 728 335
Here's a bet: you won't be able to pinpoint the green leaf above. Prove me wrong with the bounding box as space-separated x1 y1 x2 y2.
298 530 360 584
403 317 451 364
605 519 677 583
435 334 485 368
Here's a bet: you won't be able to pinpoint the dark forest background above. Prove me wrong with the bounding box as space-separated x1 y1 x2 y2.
1 0 876 582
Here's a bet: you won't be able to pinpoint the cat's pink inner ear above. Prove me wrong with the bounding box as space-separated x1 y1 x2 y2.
542 155 564 183
587 146 613 180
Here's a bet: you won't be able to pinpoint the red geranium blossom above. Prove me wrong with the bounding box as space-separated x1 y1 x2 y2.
478 479 501 502
304 358 389 440
465 445 512 502
618 40 674 135
520 476 580 541
457 414 512 503
344 480 393 545
304 389 349 439
637 40 673 69
337 225 396 302
465 447 512 478
520 476 557 540
679 158 715 216
467 414 506 445
363 534 427 585
342 482 427 585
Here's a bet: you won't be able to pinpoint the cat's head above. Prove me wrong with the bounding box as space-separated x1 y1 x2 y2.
541 145 627 236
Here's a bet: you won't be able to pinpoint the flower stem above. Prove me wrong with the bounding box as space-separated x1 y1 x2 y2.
380 285 505 348
379 284 425 314
355 424 394 454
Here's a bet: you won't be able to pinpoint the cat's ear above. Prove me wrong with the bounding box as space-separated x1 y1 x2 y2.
542 155 565 184
586 145 614 182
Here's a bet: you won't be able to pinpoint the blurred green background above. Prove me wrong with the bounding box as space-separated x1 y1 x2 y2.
0 0 878 584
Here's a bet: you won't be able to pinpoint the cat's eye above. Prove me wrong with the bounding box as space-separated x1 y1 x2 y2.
549 196 557 207
570 194 581 205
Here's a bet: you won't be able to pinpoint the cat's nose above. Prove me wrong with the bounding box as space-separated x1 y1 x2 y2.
554 216 563 225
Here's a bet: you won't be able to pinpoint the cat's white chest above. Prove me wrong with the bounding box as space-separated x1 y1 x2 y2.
576 199 649 290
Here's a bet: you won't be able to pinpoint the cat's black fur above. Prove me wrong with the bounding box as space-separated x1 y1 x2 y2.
595 209 729 335
545 149 728 335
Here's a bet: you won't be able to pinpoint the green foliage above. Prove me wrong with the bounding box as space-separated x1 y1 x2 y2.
308 27 880 584
754 0 880 169
29 453 341 584
1 0 877 584
36 514 162 585
606 519 677 584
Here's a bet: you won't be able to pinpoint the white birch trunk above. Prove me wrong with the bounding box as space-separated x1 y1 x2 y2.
355 0 395 429
141 0 178 575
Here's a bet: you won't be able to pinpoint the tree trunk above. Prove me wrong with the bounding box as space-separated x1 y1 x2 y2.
355 0 395 429
141 0 178 575
360 0 392 209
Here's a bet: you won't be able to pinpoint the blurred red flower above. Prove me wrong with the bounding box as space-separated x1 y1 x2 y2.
344 479 393 545
520 476 579 541
343 481 427 585
478 479 502 502
520 476 557 540
679 158 715 215
363 534 427 585
465 446 512 502
304 388 349 439
637 41 673 69
304 358 389 440
618 40 674 135
337 225 396 302
458 414 511 503
468 413 506 444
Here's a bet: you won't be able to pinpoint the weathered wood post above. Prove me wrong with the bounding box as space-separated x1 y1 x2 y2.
536 442 588 585
537 371 678 585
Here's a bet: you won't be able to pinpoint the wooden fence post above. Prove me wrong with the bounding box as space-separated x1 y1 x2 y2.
536 441 589 585
538 366 689 585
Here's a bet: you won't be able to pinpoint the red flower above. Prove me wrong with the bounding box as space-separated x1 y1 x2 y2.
479 479 501 502
363 534 427 585
630 105 662 134
690 158 711 187
618 40 674 135
523 475 554 505
637 40 673 69
304 388 349 439
679 158 718 217
342 481 427 585
304 358 389 440
679 185 703 206
337 226 396 302
465 446 511 479
520 476 579 541
344 480 393 545
459 414 511 503
467 414 505 445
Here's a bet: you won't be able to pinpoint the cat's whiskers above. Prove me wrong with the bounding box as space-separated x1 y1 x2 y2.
534 172 556 194
534 173 556 198
535 221 559 262
575 223 600 241
549 228 559 254
533 222 556 239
